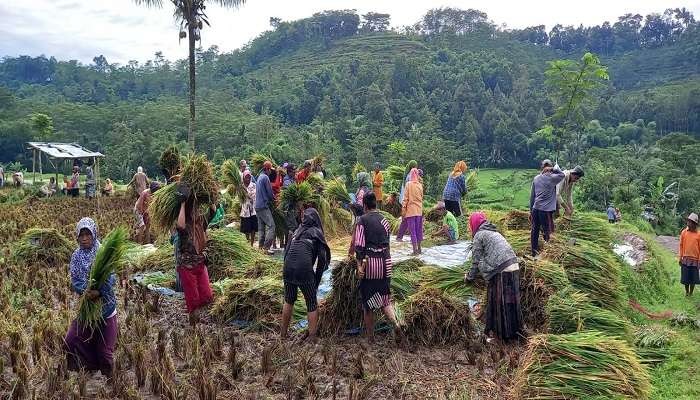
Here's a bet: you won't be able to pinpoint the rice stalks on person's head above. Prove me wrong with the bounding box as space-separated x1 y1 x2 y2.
211 277 282 330
324 178 350 205
401 288 477 346
546 287 632 340
159 145 181 181
11 228 73 267
386 165 405 183
220 159 247 203
250 153 276 174
180 153 219 205
513 331 651 400
318 258 363 336
281 182 314 211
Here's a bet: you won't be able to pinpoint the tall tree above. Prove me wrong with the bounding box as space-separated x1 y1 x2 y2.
133 0 246 150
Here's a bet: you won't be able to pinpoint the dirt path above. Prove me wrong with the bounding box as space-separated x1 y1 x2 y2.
655 235 679 256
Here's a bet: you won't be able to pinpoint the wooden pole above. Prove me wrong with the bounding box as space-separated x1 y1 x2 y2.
32 149 36 184
38 152 43 182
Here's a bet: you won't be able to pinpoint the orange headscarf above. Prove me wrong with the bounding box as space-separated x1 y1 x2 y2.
451 161 468 178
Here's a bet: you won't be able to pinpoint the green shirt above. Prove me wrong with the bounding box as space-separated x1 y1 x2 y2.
443 211 459 238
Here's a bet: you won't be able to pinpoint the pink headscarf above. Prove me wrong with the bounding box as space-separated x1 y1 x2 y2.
469 212 487 237
408 167 420 182
243 170 251 179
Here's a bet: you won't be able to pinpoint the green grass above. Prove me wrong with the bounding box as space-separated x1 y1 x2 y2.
468 168 536 210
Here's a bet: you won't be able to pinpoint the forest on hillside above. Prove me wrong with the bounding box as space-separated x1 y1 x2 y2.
0 7 698 231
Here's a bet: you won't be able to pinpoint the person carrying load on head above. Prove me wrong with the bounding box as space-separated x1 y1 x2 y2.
529 159 565 256
280 207 331 343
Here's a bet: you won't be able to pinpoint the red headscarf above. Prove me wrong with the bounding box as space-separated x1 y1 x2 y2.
469 212 487 238
408 167 420 182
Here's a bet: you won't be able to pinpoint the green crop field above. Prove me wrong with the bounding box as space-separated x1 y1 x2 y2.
469 168 536 210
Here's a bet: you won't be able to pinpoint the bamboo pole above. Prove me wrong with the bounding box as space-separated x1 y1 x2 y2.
32 149 36 184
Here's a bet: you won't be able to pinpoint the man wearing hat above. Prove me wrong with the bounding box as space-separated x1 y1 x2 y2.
679 212 700 296
556 165 585 217
529 159 565 256
255 161 276 254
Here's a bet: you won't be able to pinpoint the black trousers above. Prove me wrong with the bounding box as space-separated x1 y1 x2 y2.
530 209 554 255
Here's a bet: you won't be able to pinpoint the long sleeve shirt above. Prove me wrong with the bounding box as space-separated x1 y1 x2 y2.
529 167 565 212
70 250 116 320
556 170 575 213
255 173 274 210
679 228 700 266
442 174 467 202
240 182 257 218
402 181 424 217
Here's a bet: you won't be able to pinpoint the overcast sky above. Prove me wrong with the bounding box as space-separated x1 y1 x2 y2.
2 0 699 65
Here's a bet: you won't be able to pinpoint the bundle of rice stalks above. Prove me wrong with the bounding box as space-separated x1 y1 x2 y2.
401 288 477 346
503 230 532 256
306 174 326 193
11 228 73 267
138 271 176 288
557 213 614 245
424 207 443 223
466 170 478 193
386 165 405 183
351 163 366 179
211 276 282 329
519 257 569 331
330 207 352 234
378 211 399 234
560 241 623 311
513 331 651 400
501 210 530 230
180 154 219 204
310 154 325 172
391 270 420 301
393 258 425 272
634 324 676 365
159 145 181 180
77 227 127 331
546 287 632 339
315 195 336 236
670 312 700 329
318 258 362 336
324 178 350 204
220 159 247 203
148 183 180 232
133 245 173 273
206 229 260 281
250 153 276 174
420 265 472 301
242 258 282 279
280 182 314 211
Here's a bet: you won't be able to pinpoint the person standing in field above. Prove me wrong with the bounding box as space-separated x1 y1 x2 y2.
465 212 523 342
442 161 468 217
354 192 406 345
64 218 117 377
131 166 148 196
402 168 424 256
0 164 4 187
282 163 296 188
396 160 418 241
85 166 96 199
529 159 565 256
69 166 80 197
280 207 331 342
134 181 160 244
607 204 616 223
679 213 700 297
556 165 584 217
239 170 258 247
256 161 276 255
296 160 313 184
372 162 384 206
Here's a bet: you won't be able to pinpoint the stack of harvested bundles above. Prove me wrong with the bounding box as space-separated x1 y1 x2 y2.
318 257 363 336
314 195 336 236
211 276 282 329
11 228 73 267
149 154 219 233
220 159 247 203
393 258 425 272
133 245 173 273
513 331 650 400
557 213 614 245
501 210 530 230
518 257 569 330
504 230 534 256
242 258 282 279
378 211 399 234
634 324 676 365
330 207 352 234
382 195 402 218
250 153 276 174
390 270 420 301
546 287 632 340
206 229 260 281
306 174 326 194
324 178 351 205
158 145 181 181
401 288 477 346
280 182 314 211
420 265 473 302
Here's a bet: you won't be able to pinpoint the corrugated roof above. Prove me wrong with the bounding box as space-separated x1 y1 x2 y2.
27 142 104 159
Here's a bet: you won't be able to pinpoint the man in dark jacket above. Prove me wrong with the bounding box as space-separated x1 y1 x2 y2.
255 161 276 254
529 159 565 255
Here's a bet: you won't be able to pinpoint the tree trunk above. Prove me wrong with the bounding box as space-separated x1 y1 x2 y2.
188 22 196 151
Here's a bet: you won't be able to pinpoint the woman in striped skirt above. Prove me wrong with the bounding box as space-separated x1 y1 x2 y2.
354 192 406 344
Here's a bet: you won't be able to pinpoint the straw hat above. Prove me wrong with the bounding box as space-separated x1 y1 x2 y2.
688 213 699 224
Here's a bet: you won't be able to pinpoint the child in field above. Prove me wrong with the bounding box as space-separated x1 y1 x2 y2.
430 201 459 244
679 213 700 296
64 218 117 377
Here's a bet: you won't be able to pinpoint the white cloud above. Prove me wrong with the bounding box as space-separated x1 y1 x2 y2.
2 0 699 64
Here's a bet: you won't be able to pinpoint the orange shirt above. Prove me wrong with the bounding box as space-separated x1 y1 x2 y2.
402 181 423 218
372 171 384 201
679 228 700 262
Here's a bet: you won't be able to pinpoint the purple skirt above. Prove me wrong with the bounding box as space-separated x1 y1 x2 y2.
404 216 424 244
64 315 118 376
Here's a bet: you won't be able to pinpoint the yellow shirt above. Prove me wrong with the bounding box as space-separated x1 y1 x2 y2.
402 181 423 217
373 171 384 201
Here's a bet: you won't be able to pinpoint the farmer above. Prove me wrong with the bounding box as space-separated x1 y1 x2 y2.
102 178 114 196
256 161 276 254
606 204 616 223
679 213 700 297
465 212 523 342
134 181 161 244
69 166 80 197
239 170 258 247
347 171 372 256
442 161 468 217
529 160 565 256
396 160 418 241
13 171 24 187
402 168 424 256
280 207 331 342
64 218 117 377
296 160 313 184
175 183 216 324
85 166 96 199
372 162 384 206
354 192 406 345
0 164 4 187
41 177 57 197
283 163 296 188
556 165 584 217
430 201 459 244
131 166 148 196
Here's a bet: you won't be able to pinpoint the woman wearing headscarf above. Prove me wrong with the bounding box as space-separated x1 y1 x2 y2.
239 170 258 246
64 218 117 377
372 162 384 206
396 160 418 241
131 166 149 196
354 192 405 345
442 161 468 217
175 183 216 325
465 212 522 342
402 168 424 255
348 171 372 256
280 208 331 342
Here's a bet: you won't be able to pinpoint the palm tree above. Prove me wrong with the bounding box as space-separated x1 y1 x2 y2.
134 1 246 150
